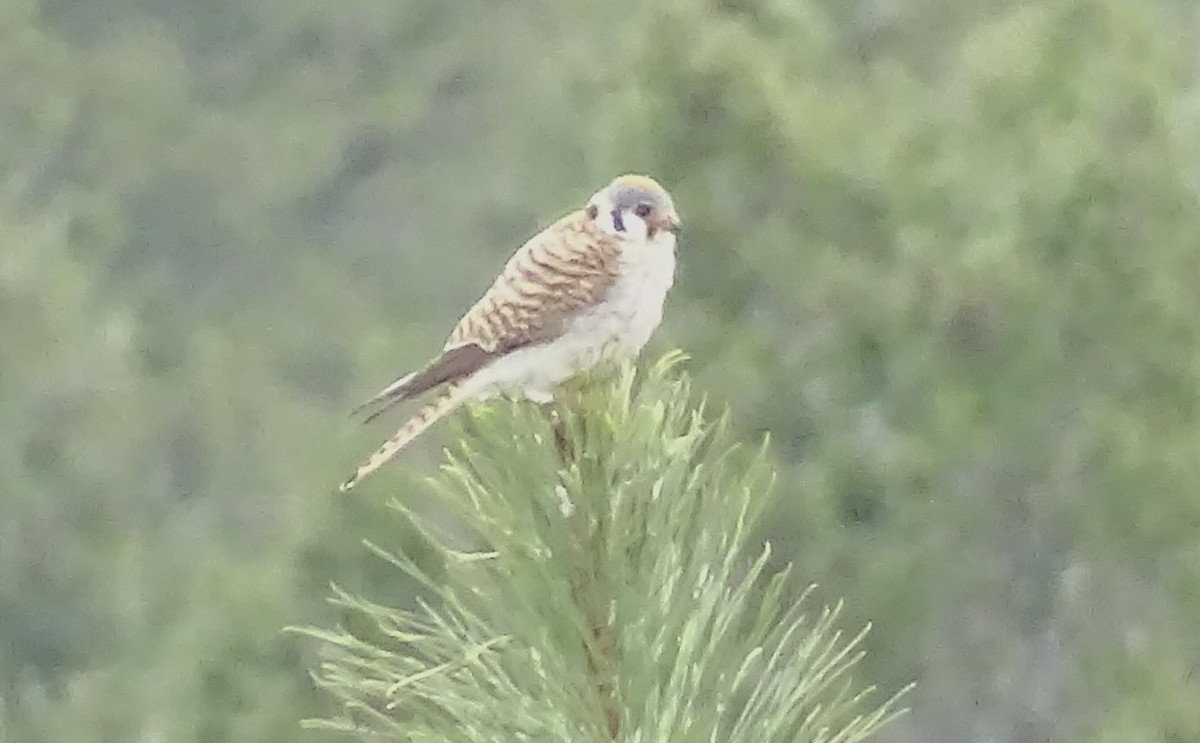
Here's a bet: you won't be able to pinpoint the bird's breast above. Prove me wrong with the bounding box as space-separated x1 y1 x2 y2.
575 237 676 359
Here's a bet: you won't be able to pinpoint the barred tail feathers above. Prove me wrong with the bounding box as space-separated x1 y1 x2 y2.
339 382 472 492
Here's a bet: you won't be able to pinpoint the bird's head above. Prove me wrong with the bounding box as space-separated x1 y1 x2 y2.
586 174 681 243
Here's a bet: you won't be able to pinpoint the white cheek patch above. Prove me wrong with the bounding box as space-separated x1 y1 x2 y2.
622 212 649 240
600 209 648 241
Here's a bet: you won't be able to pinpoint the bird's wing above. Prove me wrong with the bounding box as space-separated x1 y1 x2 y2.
350 343 495 422
349 211 620 420
446 209 622 352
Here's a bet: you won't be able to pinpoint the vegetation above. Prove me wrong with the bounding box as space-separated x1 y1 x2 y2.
2 0 1198 741
304 358 905 742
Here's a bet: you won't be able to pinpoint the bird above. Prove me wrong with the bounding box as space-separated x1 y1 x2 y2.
339 174 682 491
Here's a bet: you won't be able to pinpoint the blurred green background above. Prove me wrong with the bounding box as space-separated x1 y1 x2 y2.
3 0 1199 740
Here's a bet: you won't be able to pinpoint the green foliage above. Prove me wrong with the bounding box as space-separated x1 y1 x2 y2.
305 357 905 741
3 0 1199 740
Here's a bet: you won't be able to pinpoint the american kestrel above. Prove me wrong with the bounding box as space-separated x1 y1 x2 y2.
339 174 682 491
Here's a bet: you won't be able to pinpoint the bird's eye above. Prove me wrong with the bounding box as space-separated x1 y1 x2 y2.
634 203 652 219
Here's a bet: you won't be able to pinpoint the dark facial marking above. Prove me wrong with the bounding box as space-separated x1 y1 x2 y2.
585 203 599 220
611 209 625 232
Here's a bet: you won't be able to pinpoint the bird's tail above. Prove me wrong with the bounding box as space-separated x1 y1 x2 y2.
339 381 471 492
350 369 418 423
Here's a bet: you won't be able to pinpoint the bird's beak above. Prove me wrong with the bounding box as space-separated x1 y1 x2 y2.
662 212 682 235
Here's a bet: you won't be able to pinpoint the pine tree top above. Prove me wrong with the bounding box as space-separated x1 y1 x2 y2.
299 353 909 742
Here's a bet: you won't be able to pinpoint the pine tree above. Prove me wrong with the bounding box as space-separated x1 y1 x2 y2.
301 354 908 741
